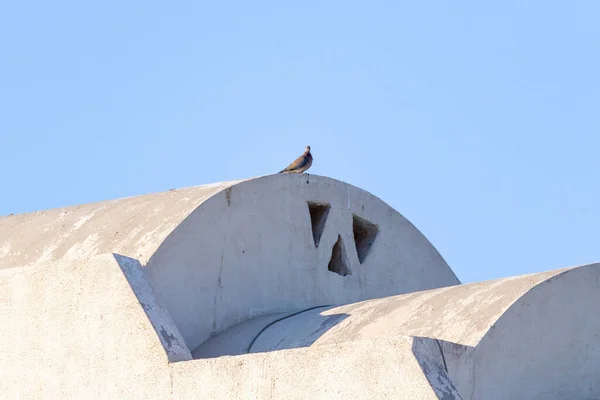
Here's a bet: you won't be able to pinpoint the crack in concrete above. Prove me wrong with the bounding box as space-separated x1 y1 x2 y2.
213 254 225 332
213 204 232 332
169 366 174 398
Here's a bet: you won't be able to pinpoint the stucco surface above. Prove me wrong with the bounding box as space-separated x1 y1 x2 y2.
143 174 460 351
199 263 600 400
0 252 461 400
174 337 462 400
0 254 180 399
255 266 573 349
0 174 460 351
462 263 600 400
0 179 243 268
2 173 597 399
195 265 572 357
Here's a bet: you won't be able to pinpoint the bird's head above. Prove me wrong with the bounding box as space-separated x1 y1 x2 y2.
305 145 311 153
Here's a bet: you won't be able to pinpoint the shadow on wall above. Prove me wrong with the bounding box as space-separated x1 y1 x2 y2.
115 245 353 360
113 253 193 362
191 306 350 359
141 187 383 356
411 336 465 400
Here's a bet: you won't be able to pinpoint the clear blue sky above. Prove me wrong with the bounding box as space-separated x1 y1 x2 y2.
1 1 598 283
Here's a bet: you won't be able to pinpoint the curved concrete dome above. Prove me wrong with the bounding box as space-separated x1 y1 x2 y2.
2 173 598 399
0 174 459 351
0 179 246 268
201 262 600 400
143 174 460 349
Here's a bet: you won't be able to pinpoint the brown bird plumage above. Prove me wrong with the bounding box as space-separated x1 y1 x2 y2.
279 145 313 173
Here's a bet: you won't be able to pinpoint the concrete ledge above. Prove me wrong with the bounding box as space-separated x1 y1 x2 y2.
200 263 600 399
0 254 179 399
173 337 462 400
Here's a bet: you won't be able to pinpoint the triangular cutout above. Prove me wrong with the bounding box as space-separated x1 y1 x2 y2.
307 202 330 248
352 215 378 264
328 235 351 276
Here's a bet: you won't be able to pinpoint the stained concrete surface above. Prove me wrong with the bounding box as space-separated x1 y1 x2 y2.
1 173 598 399
175 337 462 400
200 263 600 399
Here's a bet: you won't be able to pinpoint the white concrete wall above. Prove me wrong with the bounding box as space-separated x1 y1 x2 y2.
0 254 182 399
198 263 600 400
197 265 571 357
0 174 459 353
172 337 461 400
0 253 459 400
142 174 460 351
4 174 594 399
466 264 600 399
0 174 463 399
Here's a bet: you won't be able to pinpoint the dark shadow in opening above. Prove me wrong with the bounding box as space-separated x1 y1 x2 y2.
307 202 331 247
352 214 378 264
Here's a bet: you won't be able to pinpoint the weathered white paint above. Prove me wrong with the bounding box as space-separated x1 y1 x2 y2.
244 267 574 349
0 174 460 353
142 174 460 350
200 263 600 400
0 254 181 399
0 179 244 268
463 263 600 400
1 173 596 399
174 336 462 400
0 253 459 400
0 242 9 258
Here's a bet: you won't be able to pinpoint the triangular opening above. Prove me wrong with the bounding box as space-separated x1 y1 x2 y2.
307 202 330 248
352 215 379 264
328 235 351 276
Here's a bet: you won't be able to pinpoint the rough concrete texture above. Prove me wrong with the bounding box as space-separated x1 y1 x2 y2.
201 262 600 400
242 266 577 349
1 173 598 399
0 254 177 399
175 337 461 400
0 174 460 352
143 174 459 351
0 179 244 269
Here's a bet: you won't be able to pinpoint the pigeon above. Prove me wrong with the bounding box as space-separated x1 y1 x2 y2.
279 145 313 174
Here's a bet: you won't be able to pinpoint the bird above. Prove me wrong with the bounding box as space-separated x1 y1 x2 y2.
279 145 313 174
